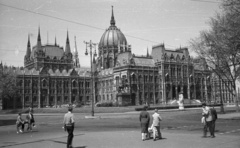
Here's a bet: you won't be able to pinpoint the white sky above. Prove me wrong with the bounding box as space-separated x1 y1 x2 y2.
0 0 221 67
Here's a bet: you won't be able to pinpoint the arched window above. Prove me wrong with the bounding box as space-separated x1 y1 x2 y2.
42 79 47 87
72 80 77 87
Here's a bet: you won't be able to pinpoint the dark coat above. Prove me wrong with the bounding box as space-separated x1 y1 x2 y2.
211 108 218 121
139 110 150 133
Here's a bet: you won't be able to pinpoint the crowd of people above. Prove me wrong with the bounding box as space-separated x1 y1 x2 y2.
139 102 218 142
16 101 218 148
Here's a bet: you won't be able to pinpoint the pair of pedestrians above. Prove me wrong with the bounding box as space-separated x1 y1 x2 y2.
201 103 218 138
16 109 35 134
139 106 162 141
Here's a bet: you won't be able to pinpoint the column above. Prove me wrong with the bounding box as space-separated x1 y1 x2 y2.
175 65 178 100
187 64 190 100
205 76 208 103
69 79 72 104
162 62 165 104
54 79 57 107
62 79 64 105
38 77 41 108
47 78 49 106
23 76 25 109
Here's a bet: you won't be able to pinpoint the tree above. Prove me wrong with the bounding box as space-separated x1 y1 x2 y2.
0 66 19 109
190 0 240 112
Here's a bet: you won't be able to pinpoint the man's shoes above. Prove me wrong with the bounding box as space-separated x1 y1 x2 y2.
211 135 215 138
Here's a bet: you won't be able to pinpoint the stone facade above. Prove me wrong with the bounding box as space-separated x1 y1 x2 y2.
7 7 236 109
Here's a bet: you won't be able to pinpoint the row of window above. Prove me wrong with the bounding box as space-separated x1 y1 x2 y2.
18 80 91 88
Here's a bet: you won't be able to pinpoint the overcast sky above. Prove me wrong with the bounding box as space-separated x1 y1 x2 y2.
0 0 221 67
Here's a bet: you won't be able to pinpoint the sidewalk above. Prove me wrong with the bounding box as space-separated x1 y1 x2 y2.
218 112 240 119
2 130 239 148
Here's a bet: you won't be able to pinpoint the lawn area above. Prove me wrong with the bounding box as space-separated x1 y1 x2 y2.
0 106 141 114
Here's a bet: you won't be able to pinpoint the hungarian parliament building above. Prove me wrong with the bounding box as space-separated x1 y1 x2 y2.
4 8 235 109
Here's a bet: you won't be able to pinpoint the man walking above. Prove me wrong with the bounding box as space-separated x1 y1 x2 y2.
152 109 162 141
63 105 75 148
202 103 214 138
211 106 218 137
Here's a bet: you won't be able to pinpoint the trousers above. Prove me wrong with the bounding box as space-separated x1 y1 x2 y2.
66 126 74 148
153 126 162 139
203 121 213 136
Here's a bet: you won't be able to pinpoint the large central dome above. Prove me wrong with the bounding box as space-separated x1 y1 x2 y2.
99 6 127 48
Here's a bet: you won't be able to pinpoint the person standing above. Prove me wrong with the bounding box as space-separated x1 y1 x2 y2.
16 113 24 134
139 105 150 141
26 110 35 131
202 103 214 138
210 106 218 137
63 105 75 148
152 109 162 141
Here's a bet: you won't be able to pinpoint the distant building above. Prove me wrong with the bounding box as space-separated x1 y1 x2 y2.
3 7 236 109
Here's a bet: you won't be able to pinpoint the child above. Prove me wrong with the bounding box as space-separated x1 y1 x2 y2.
148 124 153 138
16 113 24 134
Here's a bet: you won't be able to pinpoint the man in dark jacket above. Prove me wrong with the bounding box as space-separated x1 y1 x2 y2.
210 107 218 137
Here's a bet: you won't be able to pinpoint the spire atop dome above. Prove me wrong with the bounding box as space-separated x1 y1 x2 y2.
110 6 116 26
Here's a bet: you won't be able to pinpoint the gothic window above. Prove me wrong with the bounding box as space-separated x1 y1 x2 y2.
18 80 23 87
132 74 136 82
109 58 113 68
42 79 47 87
171 66 175 77
182 55 185 61
138 75 142 82
72 80 77 87
116 76 119 86
170 54 174 60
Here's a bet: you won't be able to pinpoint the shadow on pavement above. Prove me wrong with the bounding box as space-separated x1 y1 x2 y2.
0 134 85 148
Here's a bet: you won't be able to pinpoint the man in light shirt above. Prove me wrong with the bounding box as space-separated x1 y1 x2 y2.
152 109 162 141
63 105 75 148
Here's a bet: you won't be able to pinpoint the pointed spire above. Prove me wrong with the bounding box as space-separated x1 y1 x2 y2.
110 6 116 26
73 36 80 68
147 47 149 57
74 36 78 54
37 26 42 51
26 34 31 57
55 35 57 46
65 30 71 54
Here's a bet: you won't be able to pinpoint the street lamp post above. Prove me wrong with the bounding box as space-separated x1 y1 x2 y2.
84 40 97 116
